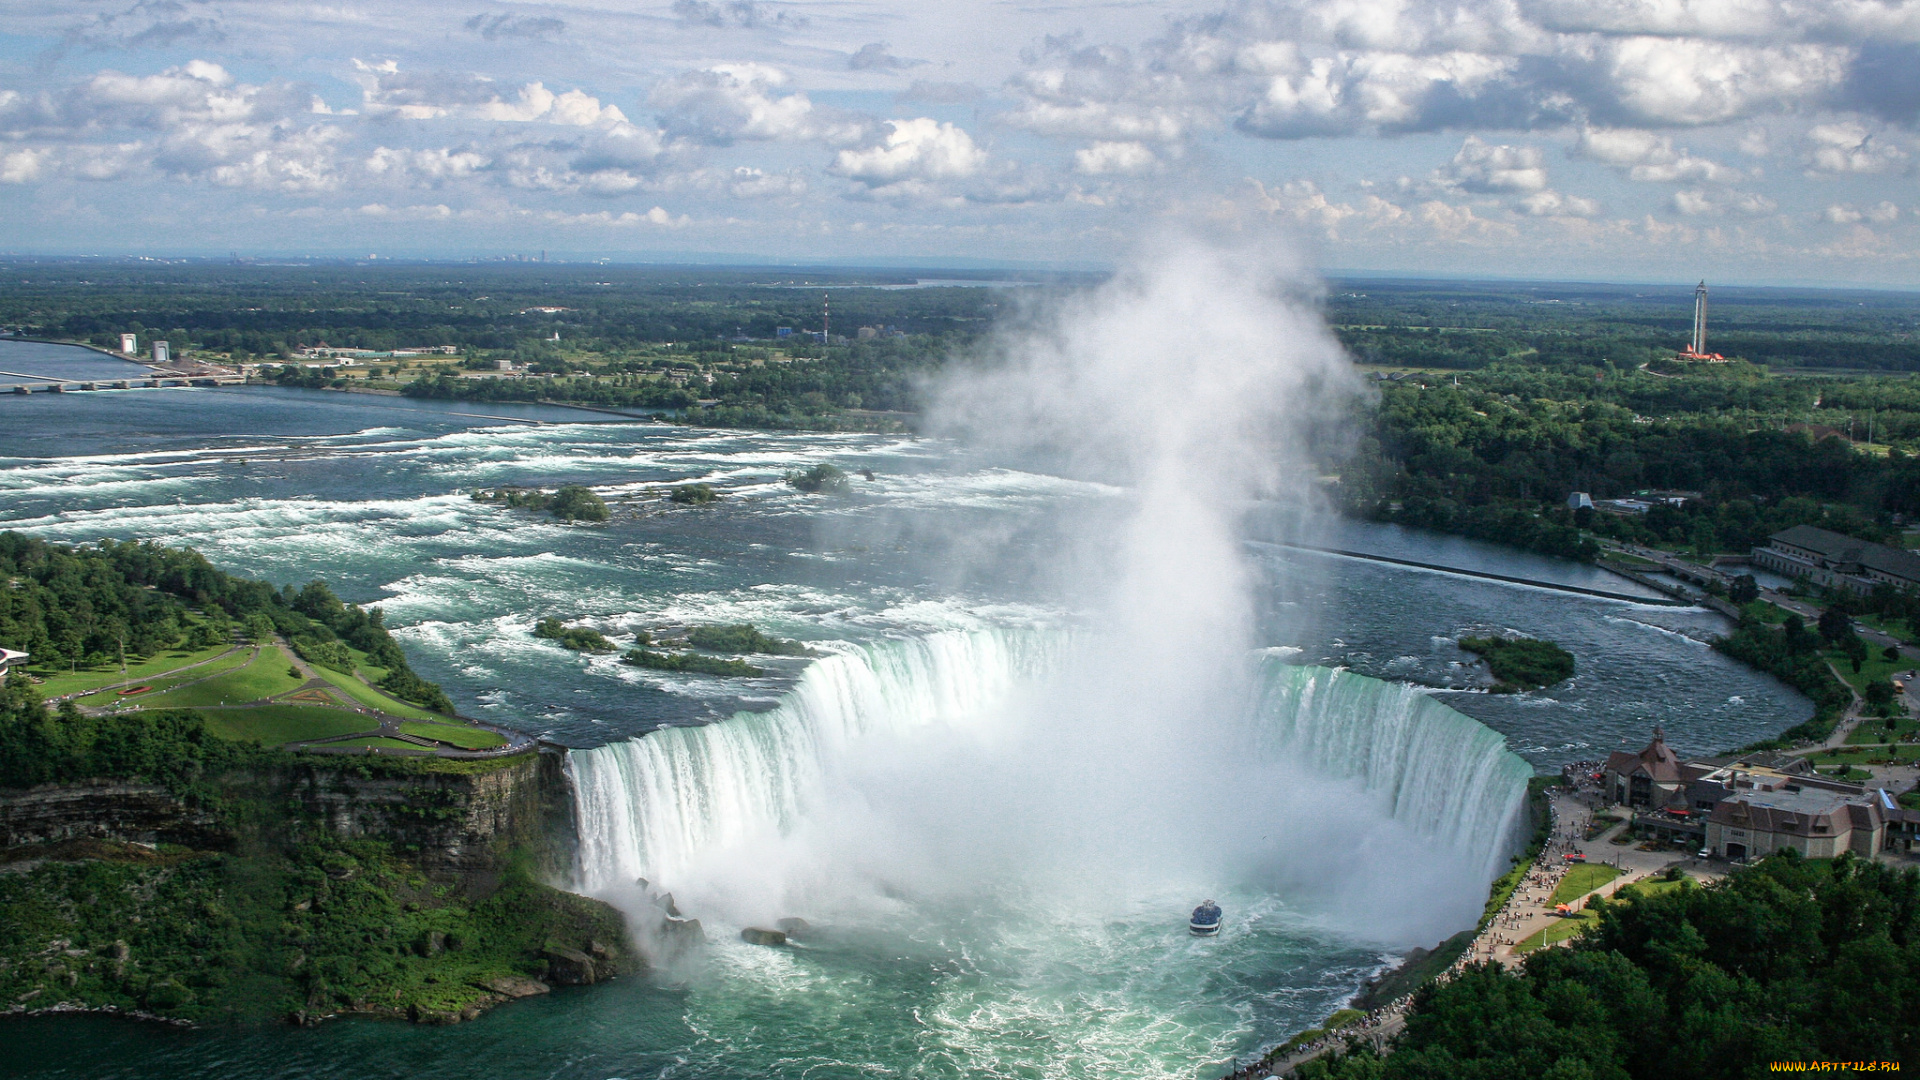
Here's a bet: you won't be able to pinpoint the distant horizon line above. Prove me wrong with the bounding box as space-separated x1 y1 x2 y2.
2 251 1917 296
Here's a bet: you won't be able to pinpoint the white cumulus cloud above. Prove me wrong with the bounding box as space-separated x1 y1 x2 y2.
831 118 986 186
1432 136 1548 192
1073 140 1157 175
1805 123 1908 174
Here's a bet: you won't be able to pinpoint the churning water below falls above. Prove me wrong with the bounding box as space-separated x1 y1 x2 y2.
0 372 1809 1079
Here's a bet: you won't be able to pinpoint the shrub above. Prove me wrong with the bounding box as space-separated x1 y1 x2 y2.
785 464 850 494
685 624 815 656
532 618 616 653
621 649 761 677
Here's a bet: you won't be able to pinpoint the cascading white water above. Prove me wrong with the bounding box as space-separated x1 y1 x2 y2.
1248 661 1530 880
568 628 1528 904
568 629 1069 893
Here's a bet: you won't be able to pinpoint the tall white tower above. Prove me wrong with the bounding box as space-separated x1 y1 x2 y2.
152 340 169 365
120 333 137 354
1691 281 1708 355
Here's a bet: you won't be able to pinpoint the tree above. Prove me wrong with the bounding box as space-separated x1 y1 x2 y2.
1728 575 1760 604
1844 632 1870 673
1783 614 1816 654
547 485 609 522
1819 605 1855 644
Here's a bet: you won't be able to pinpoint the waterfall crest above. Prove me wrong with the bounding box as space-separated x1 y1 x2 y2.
569 629 1530 897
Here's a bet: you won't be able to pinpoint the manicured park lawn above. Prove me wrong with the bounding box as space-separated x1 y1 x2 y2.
1619 876 1693 900
1516 910 1598 954
71 647 257 708
1815 744 1920 767
311 664 441 720
1847 714 1920 744
1550 864 1622 907
399 721 506 749
134 646 304 708
29 641 238 699
1825 646 1906 698
198 705 377 746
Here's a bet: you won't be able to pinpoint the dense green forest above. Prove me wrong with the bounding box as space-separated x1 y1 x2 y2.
0 533 450 713
1297 851 1918 1080
1343 363 1920 560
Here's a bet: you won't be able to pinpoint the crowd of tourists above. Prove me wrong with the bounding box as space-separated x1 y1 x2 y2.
1216 1000 1409 1080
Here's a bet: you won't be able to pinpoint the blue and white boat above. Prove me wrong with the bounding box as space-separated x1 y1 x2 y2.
1189 900 1222 936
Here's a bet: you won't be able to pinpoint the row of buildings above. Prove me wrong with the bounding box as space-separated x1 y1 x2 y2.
1602 727 1915 860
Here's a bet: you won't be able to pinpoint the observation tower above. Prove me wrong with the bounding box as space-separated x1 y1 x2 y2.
1676 281 1726 361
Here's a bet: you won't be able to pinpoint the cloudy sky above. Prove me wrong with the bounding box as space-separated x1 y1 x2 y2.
5 0 1920 282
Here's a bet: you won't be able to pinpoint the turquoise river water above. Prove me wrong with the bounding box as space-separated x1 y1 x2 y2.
0 346 1806 1079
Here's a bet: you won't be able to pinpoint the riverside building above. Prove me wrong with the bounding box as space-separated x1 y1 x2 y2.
1603 727 1918 858
1751 524 1920 594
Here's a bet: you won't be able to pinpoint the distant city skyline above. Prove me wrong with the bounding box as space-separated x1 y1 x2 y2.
6 0 1920 284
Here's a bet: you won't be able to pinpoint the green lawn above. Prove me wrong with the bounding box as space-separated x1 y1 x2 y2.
198 705 377 746
346 644 392 685
1516 910 1599 954
1550 864 1623 906
1847 714 1920 744
1819 743 1920 766
398 721 506 749
1619 876 1693 900
1824 646 1906 697
310 663 440 720
70 647 257 708
28 641 239 699
326 736 431 751
133 646 304 708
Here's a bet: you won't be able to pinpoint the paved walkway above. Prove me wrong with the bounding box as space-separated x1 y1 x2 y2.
53 643 251 704
1473 790 1706 970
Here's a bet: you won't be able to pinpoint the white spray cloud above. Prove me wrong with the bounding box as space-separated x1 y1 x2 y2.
574 231 1523 953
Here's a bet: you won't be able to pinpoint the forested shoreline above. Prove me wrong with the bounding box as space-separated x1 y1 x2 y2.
1292 851 1918 1079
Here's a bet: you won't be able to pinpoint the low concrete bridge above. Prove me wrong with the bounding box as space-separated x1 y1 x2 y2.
4 372 247 394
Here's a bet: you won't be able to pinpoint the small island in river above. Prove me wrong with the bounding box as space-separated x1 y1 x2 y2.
1457 635 1575 693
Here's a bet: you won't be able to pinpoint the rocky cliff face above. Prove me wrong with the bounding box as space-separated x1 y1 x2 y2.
0 748 578 884
280 749 576 881
0 779 232 851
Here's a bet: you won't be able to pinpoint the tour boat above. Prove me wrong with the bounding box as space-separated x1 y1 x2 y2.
1189 900 1222 936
